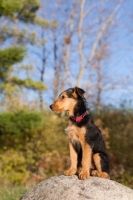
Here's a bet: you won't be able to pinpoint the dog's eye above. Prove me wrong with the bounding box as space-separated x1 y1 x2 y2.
61 95 65 99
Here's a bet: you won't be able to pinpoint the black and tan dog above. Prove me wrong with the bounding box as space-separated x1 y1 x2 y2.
50 87 110 180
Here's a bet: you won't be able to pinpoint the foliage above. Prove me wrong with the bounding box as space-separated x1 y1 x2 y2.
0 110 42 136
98 108 133 168
0 28 37 45
11 77 47 91
0 186 27 200
93 107 133 188
0 0 40 22
0 47 26 67
0 47 26 81
0 0 47 111
0 150 30 185
0 111 69 186
35 17 57 28
0 108 133 189
0 110 43 186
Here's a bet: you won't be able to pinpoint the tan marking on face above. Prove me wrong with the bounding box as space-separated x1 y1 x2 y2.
51 93 77 115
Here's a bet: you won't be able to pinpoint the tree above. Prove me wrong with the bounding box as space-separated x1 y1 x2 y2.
30 12 56 108
37 0 131 108
0 0 47 110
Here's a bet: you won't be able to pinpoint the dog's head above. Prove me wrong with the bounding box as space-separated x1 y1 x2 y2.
49 87 85 115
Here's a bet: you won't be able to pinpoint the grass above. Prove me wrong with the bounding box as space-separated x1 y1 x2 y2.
0 187 28 200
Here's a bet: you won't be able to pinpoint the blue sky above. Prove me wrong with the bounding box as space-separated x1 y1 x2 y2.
8 0 133 108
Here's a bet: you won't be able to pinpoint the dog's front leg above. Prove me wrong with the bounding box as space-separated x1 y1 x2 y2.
64 141 77 176
79 142 92 180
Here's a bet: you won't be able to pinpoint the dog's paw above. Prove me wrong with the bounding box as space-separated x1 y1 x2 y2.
78 170 90 180
91 170 98 177
64 168 77 176
91 170 110 179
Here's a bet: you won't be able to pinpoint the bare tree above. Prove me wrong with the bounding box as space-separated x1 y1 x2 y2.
38 29 46 110
36 0 132 107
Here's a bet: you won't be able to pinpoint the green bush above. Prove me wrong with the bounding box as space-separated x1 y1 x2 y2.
0 110 43 149
0 149 30 185
93 107 133 188
0 111 69 186
0 186 27 200
99 108 133 168
0 110 42 135
0 108 133 188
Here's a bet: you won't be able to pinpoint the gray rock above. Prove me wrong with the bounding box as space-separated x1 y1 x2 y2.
20 175 133 200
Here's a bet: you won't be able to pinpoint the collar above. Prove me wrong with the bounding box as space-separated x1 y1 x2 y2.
69 111 88 122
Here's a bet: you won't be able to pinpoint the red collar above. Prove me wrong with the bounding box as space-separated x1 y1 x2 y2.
70 111 88 122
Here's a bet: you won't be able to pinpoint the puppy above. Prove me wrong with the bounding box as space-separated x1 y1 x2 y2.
50 87 110 179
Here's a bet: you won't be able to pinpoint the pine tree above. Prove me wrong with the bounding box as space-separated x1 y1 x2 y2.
0 0 47 110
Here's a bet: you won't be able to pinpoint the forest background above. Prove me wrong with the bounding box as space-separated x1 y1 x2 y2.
0 0 133 199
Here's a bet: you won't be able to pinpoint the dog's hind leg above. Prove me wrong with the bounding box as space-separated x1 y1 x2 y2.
91 153 110 179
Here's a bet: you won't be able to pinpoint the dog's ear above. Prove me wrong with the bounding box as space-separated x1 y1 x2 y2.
73 86 85 98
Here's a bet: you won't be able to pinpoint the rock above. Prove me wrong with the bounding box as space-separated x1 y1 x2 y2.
20 175 133 200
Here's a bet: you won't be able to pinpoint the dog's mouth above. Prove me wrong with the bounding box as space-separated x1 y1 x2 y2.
49 104 64 113
53 109 62 113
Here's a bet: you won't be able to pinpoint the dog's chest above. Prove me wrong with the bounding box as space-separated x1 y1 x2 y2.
65 122 86 143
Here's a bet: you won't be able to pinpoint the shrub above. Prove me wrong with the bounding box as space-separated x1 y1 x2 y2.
0 149 30 185
0 110 42 136
0 110 43 149
93 107 133 188
0 108 133 188
0 111 69 186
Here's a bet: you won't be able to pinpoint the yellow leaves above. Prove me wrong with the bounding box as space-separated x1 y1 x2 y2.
0 149 30 185
0 112 68 186
35 17 57 28
0 0 21 17
11 77 47 91
2 82 19 92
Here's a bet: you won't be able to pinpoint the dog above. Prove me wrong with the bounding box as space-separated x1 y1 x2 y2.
50 87 110 180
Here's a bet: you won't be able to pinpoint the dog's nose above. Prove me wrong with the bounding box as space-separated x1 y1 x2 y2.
49 104 53 110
